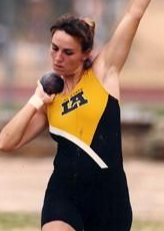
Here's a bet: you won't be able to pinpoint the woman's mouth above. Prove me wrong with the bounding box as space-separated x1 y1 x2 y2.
54 64 64 69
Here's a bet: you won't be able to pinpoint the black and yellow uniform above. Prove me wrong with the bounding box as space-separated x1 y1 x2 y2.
41 69 132 231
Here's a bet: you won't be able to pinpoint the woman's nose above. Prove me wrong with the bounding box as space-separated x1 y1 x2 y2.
55 51 63 62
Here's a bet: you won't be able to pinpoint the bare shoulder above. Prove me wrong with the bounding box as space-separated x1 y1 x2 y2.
92 58 120 100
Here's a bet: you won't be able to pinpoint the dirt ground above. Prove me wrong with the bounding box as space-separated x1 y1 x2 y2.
0 157 164 222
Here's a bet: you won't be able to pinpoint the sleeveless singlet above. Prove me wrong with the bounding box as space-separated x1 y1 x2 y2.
42 69 132 231
47 68 123 170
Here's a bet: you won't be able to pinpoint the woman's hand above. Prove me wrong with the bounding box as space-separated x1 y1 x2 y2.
28 80 55 110
36 80 55 104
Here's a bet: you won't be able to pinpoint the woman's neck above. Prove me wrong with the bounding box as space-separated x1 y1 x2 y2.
62 68 85 95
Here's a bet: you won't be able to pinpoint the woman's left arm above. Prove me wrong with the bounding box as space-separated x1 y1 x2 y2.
93 0 152 77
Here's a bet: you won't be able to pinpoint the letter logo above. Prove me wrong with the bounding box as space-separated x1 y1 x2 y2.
62 91 88 115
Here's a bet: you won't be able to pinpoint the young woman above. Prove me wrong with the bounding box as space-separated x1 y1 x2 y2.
0 0 152 231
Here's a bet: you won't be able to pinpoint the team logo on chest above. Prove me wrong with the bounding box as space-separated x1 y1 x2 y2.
62 90 88 115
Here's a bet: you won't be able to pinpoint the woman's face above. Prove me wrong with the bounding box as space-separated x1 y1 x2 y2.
50 30 88 77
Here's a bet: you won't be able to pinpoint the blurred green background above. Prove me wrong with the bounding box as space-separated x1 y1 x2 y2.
0 0 164 230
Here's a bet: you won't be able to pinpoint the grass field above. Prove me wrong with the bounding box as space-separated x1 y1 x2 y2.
0 213 39 231
0 213 164 231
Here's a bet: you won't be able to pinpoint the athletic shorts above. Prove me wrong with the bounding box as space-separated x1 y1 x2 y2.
41 165 132 231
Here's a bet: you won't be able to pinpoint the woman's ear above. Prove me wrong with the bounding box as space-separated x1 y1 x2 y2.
82 49 93 70
82 49 92 61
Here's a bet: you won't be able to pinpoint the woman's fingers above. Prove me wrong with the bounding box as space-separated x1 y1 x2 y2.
34 80 56 104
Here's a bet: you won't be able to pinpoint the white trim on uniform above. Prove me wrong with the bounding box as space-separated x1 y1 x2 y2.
49 125 108 169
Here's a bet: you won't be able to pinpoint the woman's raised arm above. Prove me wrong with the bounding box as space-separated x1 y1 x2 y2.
93 0 152 76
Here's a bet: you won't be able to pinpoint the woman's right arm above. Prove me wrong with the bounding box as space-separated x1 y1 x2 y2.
0 82 54 152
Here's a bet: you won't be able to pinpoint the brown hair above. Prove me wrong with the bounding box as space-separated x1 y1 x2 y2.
50 15 95 70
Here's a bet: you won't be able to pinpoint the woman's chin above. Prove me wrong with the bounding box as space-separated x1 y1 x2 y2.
53 68 65 76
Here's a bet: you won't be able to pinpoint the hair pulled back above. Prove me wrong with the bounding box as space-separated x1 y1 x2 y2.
50 15 95 70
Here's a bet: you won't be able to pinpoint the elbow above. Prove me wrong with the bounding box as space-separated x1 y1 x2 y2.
0 141 13 152
0 145 17 153
0 136 16 153
0 137 6 152
0 142 8 152
134 10 144 20
128 7 145 21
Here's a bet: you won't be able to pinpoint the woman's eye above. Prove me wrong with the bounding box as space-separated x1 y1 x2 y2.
52 45 58 51
65 50 74 56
